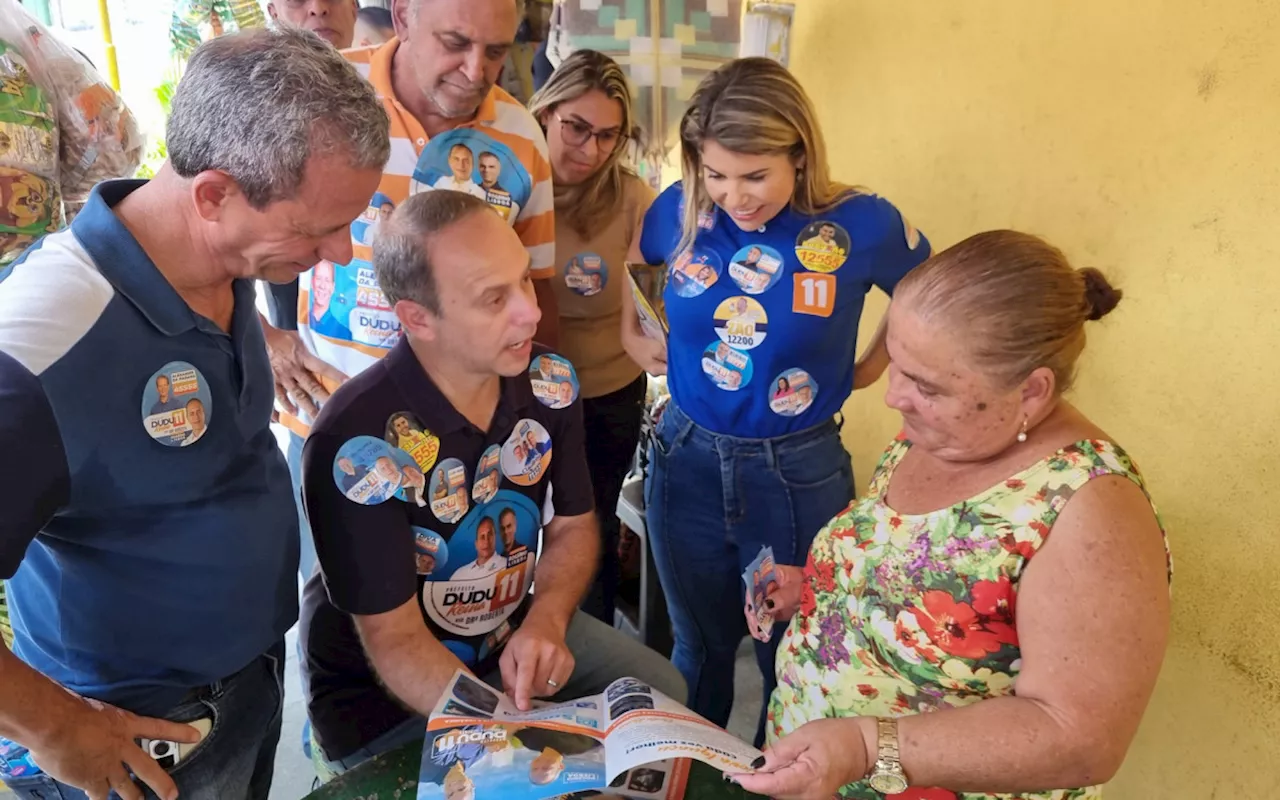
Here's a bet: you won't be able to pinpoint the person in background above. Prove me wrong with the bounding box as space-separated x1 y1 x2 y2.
623 57 932 745
353 6 395 47
267 0 359 49
0 28 387 799
731 231 1171 800
263 0 560 596
527 50 652 625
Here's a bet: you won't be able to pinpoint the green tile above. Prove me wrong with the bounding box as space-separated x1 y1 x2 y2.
691 10 712 32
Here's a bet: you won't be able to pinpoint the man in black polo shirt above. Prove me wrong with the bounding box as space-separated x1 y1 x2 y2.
299 190 685 774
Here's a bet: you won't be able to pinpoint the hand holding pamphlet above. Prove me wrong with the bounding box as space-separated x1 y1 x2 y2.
417 670 765 799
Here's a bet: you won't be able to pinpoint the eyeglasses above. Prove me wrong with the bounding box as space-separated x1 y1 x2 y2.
555 113 626 153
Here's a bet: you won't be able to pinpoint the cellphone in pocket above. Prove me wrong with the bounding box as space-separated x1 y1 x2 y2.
139 717 212 771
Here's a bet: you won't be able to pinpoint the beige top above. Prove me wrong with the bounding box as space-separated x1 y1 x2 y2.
551 175 655 399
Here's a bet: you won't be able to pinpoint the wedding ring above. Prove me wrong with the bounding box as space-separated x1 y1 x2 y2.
546 679 560 688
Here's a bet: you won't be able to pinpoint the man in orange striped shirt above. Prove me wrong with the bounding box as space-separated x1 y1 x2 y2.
261 0 560 583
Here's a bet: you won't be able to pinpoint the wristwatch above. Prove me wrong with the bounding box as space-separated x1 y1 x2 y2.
866 717 909 794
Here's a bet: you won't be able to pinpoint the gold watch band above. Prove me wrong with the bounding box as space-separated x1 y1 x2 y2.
877 717 901 762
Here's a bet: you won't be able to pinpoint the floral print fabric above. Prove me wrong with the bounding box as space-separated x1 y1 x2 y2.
768 437 1168 800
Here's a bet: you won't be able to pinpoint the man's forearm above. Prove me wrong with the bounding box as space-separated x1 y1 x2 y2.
0 646 80 746
357 618 468 719
528 519 599 633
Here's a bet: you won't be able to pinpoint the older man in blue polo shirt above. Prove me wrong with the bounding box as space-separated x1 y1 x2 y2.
0 28 388 800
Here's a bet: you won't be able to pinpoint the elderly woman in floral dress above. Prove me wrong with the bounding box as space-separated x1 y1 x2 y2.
732 231 1171 800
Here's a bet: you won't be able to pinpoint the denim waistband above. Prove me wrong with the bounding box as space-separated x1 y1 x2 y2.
660 401 843 462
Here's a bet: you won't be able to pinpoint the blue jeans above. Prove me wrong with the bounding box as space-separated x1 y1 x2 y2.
287 431 317 584
645 402 854 745
2 643 285 800
321 611 686 776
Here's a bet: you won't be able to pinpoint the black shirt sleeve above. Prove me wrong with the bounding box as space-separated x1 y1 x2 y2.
546 394 595 519
0 350 68 579
263 279 299 331
302 427 417 616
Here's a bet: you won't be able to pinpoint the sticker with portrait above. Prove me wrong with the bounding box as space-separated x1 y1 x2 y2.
769 368 818 417
393 448 430 507
794 220 851 273
140 361 212 448
668 248 723 299
528 353 580 410
700 340 753 392
499 419 553 487
350 191 397 247
712 295 769 350
420 491 540 637
728 243 785 295
384 410 441 474
333 436 403 505
412 527 449 578
563 252 608 297
409 130 532 225
473 445 502 505
428 457 470 524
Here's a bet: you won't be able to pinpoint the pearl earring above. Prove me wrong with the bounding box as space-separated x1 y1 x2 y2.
1016 418 1029 443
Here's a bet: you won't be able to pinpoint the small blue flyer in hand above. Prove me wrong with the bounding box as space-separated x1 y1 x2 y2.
742 546 778 642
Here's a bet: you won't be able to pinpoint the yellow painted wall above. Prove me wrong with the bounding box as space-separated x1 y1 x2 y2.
784 0 1280 795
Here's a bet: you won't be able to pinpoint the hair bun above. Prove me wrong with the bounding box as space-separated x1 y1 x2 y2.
1080 267 1122 321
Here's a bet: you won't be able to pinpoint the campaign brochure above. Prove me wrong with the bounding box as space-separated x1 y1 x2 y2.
625 261 669 343
416 670 764 800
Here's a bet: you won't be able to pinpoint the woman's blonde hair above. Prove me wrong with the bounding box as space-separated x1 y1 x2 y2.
895 230 1123 395
528 49 637 237
676 57 855 255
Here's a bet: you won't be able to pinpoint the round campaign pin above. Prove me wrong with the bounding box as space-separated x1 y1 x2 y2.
333 436 403 505
384 411 441 474
140 361 212 448
713 296 769 350
500 419 554 487
420 491 541 639
769 368 819 417
563 252 608 297
409 129 533 226
528 353 580 410
794 221 851 273
427 457 470 524
700 340 754 391
392 448 429 507
728 244 785 295
669 248 723 299
473 444 502 504
412 527 449 578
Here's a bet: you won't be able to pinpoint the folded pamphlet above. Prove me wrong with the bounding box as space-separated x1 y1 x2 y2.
417 670 764 799
626 261 669 344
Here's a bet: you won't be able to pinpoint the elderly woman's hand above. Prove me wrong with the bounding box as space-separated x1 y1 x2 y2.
729 718 871 800
762 563 806 621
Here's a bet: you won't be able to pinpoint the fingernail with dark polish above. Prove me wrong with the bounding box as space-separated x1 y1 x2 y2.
751 755 767 769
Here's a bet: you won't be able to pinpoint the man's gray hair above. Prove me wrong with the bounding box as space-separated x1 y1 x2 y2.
167 27 390 208
373 191 495 314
